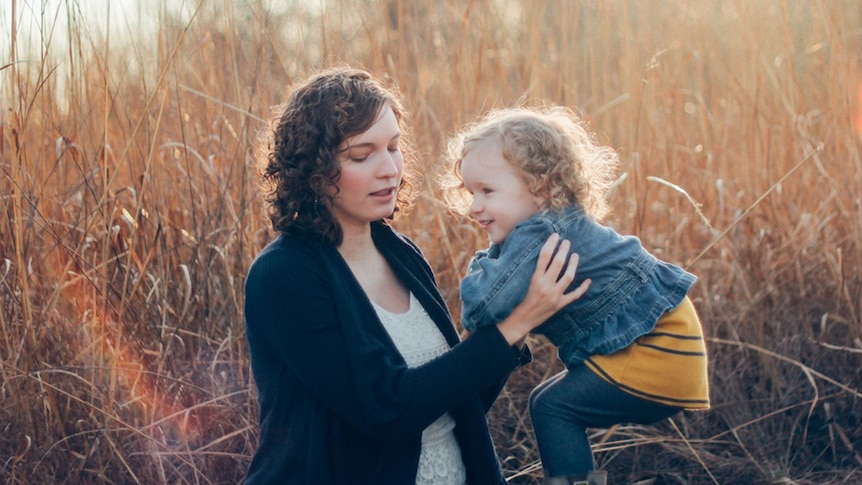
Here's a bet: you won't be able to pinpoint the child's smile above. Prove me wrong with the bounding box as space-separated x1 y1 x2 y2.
460 137 541 245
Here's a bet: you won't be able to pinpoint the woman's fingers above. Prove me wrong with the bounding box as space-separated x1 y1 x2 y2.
499 234 591 343
535 235 589 308
564 276 591 306
535 233 561 276
548 238 571 282
557 252 591 305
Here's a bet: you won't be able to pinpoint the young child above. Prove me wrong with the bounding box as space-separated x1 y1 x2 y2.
442 106 710 485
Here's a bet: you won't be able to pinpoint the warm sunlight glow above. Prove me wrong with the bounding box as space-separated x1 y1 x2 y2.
854 85 862 140
68 279 200 443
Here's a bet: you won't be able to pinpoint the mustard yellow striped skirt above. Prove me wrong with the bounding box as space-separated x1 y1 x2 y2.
585 296 710 409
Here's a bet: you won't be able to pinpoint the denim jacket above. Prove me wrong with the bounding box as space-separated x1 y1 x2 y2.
460 204 696 366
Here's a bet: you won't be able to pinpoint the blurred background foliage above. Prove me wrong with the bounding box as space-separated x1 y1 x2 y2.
2 1 861 483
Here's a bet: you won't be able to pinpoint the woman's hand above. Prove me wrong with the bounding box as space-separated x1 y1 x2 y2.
496 233 591 346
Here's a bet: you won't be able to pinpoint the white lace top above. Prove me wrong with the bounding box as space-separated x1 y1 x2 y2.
371 292 468 485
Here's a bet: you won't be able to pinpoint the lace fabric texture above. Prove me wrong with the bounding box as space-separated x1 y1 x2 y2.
372 293 468 485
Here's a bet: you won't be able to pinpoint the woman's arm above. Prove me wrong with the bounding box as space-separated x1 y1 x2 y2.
245 245 525 446
245 235 585 445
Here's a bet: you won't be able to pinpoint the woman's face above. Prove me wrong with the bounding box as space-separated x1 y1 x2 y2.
332 105 403 234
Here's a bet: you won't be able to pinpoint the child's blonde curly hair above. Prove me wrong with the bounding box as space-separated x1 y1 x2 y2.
442 105 619 221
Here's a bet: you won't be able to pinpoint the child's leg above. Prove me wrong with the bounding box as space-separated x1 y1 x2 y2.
529 369 594 476
529 364 682 477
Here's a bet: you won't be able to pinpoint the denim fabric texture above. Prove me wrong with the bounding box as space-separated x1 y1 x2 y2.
528 365 681 475
460 204 696 366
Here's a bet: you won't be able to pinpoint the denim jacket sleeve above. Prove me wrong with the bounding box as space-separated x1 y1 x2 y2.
460 217 555 332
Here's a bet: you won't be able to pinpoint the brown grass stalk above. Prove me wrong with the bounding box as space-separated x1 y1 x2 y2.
2 1 861 483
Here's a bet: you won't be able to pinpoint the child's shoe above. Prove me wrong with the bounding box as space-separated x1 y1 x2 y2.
573 470 608 485
545 469 607 485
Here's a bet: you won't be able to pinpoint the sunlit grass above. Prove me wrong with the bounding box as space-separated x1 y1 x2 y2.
2 1 861 483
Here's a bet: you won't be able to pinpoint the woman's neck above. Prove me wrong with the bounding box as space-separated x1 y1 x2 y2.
336 222 410 313
336 224 375 263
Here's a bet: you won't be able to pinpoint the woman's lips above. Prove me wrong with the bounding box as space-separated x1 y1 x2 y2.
370 187 395 197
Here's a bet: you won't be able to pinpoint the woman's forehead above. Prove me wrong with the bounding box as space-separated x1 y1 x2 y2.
340 106 399 149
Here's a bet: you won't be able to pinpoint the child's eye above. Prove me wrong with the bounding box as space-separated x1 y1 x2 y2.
482 188 493 194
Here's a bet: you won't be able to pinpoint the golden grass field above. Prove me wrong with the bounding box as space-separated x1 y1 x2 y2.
2 1 861 483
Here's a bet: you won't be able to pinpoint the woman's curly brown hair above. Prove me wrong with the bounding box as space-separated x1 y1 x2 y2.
257 66 417 244
442 105 619 221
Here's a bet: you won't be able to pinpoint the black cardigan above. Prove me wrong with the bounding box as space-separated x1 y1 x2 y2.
243 222 529 484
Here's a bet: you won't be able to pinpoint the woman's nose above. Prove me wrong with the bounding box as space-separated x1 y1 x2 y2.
378 152 400 177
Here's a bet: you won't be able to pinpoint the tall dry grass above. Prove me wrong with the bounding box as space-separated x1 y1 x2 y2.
1 1 861 483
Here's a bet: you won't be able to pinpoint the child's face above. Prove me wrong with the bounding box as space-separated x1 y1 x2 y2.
460 138 541 245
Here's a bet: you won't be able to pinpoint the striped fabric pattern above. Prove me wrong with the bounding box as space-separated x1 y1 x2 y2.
584 297 710 409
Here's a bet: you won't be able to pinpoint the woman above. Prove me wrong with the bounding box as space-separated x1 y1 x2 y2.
243 66 589 484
